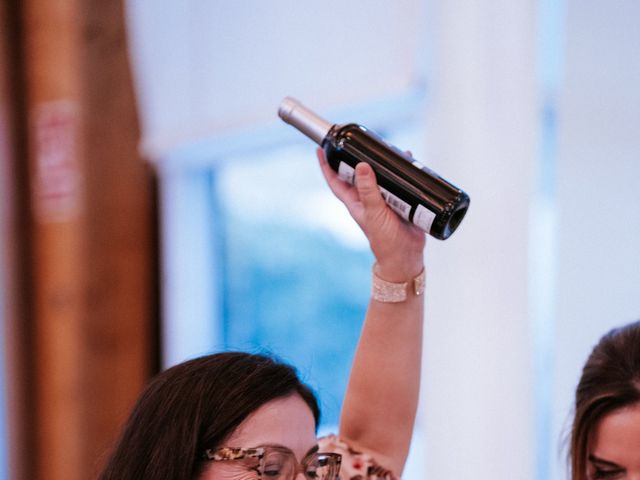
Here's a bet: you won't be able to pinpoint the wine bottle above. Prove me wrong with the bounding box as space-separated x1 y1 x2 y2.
278 97 470 240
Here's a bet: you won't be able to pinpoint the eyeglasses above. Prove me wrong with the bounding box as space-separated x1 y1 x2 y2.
202 445 342 480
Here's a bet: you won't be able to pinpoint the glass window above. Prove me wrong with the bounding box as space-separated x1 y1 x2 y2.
216 142 372 427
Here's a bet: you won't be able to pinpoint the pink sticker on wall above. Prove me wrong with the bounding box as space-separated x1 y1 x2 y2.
32 101 83 222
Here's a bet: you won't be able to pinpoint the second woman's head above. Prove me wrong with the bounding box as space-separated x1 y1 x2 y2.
570 320 640 480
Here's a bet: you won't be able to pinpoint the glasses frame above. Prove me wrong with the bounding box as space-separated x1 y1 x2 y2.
202 445 342 480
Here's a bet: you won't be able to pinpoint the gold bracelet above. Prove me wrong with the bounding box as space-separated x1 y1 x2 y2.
371 263 425 303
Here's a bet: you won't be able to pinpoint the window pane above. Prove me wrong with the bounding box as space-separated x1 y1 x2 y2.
216 143 373 427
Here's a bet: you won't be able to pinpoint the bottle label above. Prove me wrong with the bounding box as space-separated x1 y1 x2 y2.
379 187 411 221
413 204 436 233
338 161 356 185
337 161 412 222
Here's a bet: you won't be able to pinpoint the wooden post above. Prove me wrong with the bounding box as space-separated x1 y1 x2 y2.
22 1 88 478
78 0 157 476
0 1 34 479
7 0 158 478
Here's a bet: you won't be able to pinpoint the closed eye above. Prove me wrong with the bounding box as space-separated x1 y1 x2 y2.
591 469 625 479
588 454 626 480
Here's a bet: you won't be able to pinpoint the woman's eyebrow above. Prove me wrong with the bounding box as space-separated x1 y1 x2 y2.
305 445 320 456
588 454 623 469
259 443 293 451
257 443 319 456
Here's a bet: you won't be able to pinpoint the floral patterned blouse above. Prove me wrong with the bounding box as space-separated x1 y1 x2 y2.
318 434 399 480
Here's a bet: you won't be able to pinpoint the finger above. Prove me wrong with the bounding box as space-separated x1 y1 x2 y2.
354 162 386 212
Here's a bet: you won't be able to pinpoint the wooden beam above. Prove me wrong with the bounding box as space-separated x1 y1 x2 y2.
12 0 158 478
78 0 158 475
0 1 35 478
22 1 87 478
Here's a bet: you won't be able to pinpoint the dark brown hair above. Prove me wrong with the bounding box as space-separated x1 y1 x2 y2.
99 352 320 480
569 320 640 480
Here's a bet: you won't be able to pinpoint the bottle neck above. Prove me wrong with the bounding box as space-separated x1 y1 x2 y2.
278 97 333 145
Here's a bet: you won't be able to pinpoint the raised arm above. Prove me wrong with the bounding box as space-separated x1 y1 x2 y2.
317 150 425 476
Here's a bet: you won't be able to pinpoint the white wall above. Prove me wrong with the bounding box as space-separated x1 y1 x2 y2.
551 1 640 479
125 0 424 161
125 0 429 367
422 1 537 479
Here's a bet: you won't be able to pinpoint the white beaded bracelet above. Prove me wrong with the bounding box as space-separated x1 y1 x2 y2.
371 263 425 303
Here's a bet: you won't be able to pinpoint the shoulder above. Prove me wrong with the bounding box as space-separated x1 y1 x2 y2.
318 434 399 480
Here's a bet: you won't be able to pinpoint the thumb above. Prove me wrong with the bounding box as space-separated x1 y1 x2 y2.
354 162 386 212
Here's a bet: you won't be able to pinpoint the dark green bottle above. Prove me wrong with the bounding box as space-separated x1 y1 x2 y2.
278 97 469 240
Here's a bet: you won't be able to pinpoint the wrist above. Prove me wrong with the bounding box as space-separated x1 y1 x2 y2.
374 255 424 283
